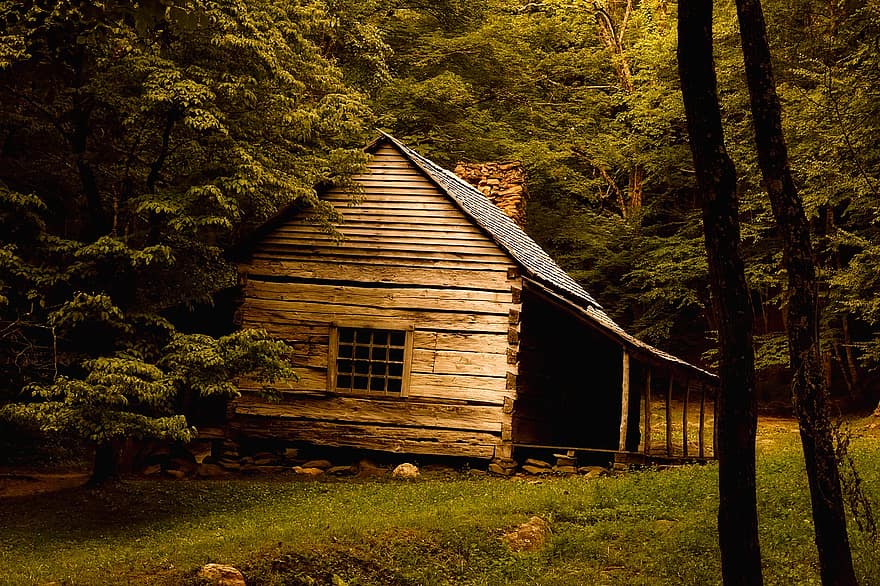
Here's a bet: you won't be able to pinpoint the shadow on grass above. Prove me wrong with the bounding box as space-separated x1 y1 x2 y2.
0 477 316 547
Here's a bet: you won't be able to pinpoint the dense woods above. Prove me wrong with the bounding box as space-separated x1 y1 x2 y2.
359 0 880 408
2 0 879 470
2 1 879 584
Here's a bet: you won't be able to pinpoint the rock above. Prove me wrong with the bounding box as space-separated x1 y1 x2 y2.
165 469 187 479
253 458 277 467
521 465 550 475
496 459 518 470
653 519 676 532
392 463 420 479
220 442 240 458
167 456 197 475
488 463 514 476
196 563 246 586
301 459 333 470
524 458 551 469
327 466 355 476
197 463 229 478
420 464 456 474
554 465 577 474
142 464 162 476
292 466 324 477
186 441 213 464
218 459 240 471
554 454 576 467
579 466 607 479
356 459 386 478
282 447 299 460
254 465 287 474
502 516 551 552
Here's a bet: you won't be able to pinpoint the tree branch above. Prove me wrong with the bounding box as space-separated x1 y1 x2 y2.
146 110 178 193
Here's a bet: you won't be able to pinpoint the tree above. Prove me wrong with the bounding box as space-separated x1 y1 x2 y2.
0 0 373 482
733 0 858 582
677 1 763 584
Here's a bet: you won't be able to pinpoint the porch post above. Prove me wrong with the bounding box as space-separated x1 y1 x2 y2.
618 350 631 452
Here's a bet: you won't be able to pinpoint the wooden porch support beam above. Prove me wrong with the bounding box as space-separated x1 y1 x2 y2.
682 379 690 458
666 375 674 456
618 350 631 452
643 367 652 455
699 383 706 459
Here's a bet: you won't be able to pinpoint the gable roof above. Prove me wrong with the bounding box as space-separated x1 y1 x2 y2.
377 133 601 310
373 133 717 383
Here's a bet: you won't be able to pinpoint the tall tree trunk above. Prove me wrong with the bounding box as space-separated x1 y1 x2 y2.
89 441 121 485
677 2 763 584
733 0 858 583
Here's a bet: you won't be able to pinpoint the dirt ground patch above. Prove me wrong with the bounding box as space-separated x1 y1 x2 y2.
0 471 89 498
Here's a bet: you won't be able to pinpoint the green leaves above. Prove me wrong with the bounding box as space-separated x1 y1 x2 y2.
48 293 129 337
0 0 377 450
161 329 295 399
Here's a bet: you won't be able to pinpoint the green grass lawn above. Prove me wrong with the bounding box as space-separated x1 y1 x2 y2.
1 418 879 585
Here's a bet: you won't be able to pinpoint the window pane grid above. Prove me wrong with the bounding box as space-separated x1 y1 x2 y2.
335 327 406 395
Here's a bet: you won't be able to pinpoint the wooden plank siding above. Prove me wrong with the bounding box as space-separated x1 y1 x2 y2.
234 143 519 458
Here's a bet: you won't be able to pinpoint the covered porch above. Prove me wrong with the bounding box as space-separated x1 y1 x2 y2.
510 280 718 466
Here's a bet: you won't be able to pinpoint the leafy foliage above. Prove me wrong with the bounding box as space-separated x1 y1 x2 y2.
361 0 880 400
0 0 370 461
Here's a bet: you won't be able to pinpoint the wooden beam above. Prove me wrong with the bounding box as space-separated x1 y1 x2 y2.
231 416 498 459
682 379 690 458
699 383 706 459
233 393 502 433
643 367 652 455
245 259 514 291
618 350 631 452
666 375 674 456
502 294 520 459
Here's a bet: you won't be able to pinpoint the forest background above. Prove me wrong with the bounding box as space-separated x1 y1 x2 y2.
1 0 879 456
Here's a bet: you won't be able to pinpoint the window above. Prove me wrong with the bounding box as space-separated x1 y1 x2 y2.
329 325 413 396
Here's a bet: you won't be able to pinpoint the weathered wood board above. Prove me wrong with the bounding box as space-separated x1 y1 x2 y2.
229 416 498 458
233 142 520 457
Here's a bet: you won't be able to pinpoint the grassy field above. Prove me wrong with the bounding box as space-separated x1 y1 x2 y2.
1 417 879 585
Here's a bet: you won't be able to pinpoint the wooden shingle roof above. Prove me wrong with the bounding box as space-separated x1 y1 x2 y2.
377 133 717 382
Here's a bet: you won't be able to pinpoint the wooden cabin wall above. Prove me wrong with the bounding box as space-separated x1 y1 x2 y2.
234 144 521 459
514 288 623 450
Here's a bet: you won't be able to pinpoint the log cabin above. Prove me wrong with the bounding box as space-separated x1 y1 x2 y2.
232 132 719 464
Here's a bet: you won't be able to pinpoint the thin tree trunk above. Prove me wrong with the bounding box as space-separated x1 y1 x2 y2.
733 0 857 583
677 2 763 584
594 0 645 217
840 315 861 399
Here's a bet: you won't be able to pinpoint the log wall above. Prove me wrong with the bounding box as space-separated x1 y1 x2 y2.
234 144 520 458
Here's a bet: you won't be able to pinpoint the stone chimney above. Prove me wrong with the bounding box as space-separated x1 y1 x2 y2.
453 162 528 228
